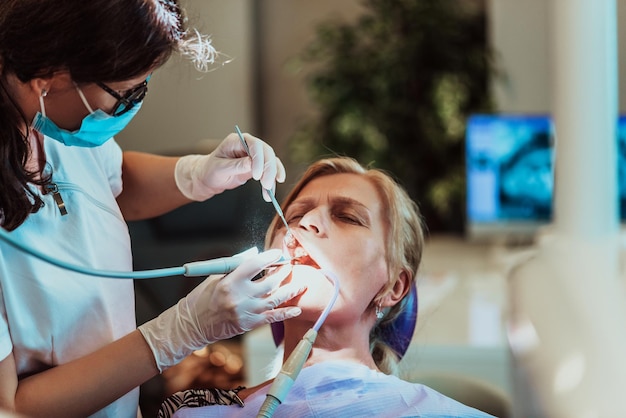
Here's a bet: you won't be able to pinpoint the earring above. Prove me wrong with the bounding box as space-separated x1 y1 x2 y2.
375 304 384 320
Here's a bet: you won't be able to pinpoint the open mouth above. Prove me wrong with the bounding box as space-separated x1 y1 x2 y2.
292 250 321 269
285 234 321 270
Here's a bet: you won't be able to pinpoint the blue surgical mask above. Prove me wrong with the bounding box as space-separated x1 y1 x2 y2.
31 84 142 147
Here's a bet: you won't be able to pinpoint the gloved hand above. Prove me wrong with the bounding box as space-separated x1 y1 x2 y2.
138 249 304 372
174 132 286 202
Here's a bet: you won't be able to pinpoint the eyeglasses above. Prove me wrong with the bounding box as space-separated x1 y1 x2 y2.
96 79 148 116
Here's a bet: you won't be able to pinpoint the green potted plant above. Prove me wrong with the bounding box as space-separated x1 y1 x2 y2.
289 0 495 233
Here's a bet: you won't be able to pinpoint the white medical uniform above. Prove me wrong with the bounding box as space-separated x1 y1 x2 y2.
0 138 139 417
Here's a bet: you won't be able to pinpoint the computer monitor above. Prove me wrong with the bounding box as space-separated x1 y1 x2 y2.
466 114 554 243
618 116 626 220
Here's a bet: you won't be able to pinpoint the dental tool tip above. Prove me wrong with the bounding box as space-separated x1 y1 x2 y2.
284 231 296 249
269 255 291 267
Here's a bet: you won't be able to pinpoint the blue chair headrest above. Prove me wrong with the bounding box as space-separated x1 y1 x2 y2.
271 282 418 358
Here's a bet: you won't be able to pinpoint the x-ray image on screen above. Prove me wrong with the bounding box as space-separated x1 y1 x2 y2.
466 114 554 222
498 131 552 220
466 114 554 242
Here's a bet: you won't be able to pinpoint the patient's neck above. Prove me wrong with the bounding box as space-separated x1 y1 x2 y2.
283 322 379 371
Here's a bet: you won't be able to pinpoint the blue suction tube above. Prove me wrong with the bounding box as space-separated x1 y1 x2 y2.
0 226 258 279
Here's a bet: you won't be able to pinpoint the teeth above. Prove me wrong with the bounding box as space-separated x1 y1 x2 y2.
291 246 314 266
291 246 322 269
294 247 308 258
284 234 318 267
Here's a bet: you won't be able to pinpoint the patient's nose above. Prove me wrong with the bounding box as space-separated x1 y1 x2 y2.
298 208 327 236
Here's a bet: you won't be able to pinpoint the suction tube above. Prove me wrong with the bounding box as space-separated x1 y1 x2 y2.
0 226 260 279
256 270 339 418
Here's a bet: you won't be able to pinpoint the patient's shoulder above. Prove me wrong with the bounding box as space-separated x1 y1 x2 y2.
404 383 497 417
299 361 496 417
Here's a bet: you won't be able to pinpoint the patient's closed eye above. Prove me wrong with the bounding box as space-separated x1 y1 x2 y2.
335 212 362 225
286 213 304 224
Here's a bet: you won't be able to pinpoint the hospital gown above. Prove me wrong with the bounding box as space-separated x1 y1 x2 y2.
158 360 495 417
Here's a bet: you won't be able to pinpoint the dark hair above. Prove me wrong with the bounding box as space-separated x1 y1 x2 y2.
0 0 215 230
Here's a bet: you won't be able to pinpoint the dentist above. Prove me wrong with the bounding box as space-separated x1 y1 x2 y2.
0 1 303 417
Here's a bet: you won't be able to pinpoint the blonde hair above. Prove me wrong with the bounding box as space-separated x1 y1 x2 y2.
265 157 425 373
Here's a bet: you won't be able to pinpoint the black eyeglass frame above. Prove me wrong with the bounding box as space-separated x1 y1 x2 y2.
96 79 148 117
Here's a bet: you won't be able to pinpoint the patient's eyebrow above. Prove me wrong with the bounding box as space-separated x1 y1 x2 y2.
286 198 315 213
288 196 370 212
331 196 369 210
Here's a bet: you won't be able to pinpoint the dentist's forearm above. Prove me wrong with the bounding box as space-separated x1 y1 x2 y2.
15 330 157 418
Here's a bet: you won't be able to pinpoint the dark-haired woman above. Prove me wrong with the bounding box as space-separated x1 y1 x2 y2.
0 1 303 416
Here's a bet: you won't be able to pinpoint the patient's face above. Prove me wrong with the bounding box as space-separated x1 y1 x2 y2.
270 173 389 324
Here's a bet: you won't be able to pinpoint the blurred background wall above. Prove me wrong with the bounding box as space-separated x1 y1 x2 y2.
117 0 626 160
117 0 363 170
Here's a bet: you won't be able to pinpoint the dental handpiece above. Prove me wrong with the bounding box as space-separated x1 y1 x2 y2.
234 125 292 236
183 251 289 277
256 329 317 418
182 252 252 276
256 270 339 418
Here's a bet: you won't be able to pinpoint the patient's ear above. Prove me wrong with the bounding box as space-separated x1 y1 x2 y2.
383 270 411 307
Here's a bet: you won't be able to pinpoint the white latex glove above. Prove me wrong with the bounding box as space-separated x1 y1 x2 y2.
138 249 303 372
174 132 286 202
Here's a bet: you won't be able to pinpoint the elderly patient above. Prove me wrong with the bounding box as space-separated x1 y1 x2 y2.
158 157 494 417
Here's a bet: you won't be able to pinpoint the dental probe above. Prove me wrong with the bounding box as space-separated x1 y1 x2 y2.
256 270 339 418
234 125 292 236
0 226 287 279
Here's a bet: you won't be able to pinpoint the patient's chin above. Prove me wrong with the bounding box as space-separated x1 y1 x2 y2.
291 264 328 283
289 264 335 309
